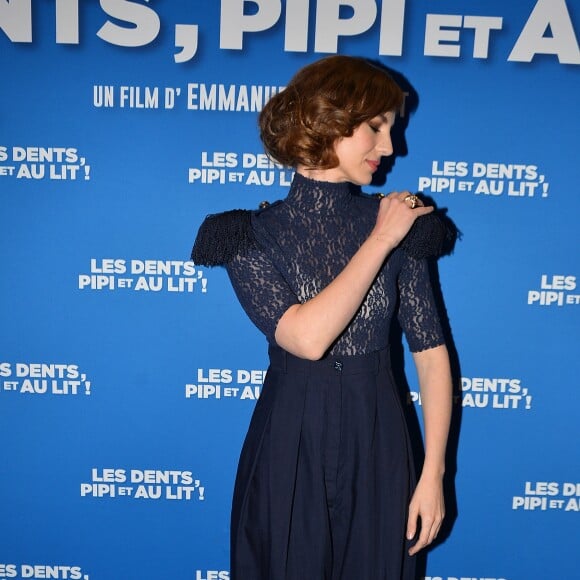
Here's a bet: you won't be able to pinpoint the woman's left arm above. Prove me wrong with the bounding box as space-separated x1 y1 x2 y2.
406 343 452 556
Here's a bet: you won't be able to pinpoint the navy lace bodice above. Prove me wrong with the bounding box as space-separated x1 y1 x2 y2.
226 172 444 356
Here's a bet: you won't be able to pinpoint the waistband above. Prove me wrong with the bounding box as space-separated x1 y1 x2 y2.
267 344 390 376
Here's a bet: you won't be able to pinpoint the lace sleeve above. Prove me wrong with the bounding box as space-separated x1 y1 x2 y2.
398 255 445 353
226 246 299 343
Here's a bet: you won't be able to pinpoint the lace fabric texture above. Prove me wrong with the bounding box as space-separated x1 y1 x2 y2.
227 172 444 356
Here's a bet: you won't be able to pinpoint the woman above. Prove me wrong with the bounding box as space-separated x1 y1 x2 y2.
193 55 453 580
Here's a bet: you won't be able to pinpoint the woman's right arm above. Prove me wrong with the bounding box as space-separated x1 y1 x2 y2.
274 192 433 360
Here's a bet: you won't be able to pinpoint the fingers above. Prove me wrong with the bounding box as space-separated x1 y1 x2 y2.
412 204 434 216
378 192 434 220
406 508 445 556
406 503 419 544
373 190 433 248
402 192 424 209
382 191 431 211
406 488 445 556
407 515 443 556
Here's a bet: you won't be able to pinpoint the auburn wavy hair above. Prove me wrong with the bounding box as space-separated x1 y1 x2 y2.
259 55 404 169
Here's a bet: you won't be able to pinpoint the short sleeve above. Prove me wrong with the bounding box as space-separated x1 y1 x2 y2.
398 255 445 353
226 246 299 343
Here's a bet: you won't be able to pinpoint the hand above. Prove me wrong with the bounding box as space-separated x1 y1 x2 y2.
406 474 445 556
372 191 433 249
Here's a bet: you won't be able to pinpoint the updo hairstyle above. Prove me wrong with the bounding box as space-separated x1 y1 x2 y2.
259 55 404 169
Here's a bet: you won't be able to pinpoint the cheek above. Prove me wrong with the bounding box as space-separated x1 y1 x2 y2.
335 142 353 164
358 133 376 152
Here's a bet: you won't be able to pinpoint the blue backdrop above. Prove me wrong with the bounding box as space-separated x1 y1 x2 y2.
1 1 579 579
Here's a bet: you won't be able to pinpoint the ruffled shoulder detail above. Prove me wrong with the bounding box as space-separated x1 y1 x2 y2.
400 211 458 259
191 209 257 266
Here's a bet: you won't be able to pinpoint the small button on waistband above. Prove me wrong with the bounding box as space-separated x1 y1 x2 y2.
334 360 343 372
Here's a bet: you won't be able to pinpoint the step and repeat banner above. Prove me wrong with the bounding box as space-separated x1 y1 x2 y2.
1 1 579 579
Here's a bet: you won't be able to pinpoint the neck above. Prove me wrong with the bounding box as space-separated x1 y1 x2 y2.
296 165 346 183
286 172 352 214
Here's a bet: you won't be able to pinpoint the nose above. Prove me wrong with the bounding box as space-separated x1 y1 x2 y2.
377 131 393 156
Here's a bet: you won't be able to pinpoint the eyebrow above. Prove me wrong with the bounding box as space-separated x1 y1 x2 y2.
373 113 392 124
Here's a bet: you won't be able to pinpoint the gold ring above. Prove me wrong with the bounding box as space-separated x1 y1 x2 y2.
404 194 422 209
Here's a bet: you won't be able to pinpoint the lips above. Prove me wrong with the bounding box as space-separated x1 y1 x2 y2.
367 160 380 172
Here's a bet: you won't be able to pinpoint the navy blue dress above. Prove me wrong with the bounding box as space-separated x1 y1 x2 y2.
223 173 445 579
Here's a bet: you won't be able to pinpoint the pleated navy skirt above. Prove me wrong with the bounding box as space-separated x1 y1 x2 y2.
230 345 416 580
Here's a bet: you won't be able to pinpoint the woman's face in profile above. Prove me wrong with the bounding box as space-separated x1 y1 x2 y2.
305 111 396 185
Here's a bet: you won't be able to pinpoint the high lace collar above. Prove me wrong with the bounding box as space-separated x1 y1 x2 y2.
285 172 353 214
